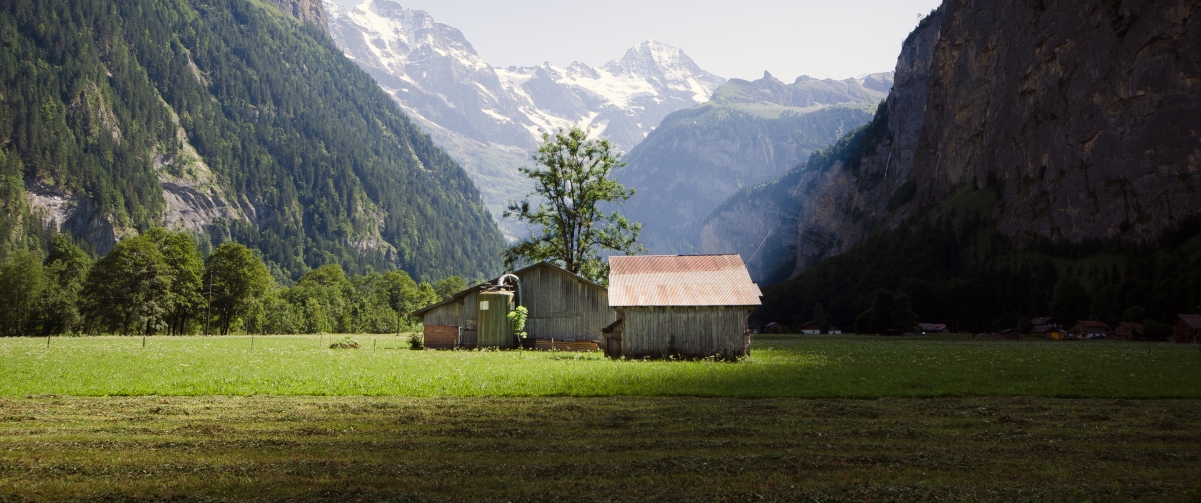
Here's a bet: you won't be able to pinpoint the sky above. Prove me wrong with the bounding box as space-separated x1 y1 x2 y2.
327 0 944 81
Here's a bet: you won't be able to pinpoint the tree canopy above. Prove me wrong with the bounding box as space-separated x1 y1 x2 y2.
504 127 644 283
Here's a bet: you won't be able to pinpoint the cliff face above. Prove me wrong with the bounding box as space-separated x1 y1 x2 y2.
264 0 330 35
704 0 1201 284
700 10 943 281
914 0 1201 244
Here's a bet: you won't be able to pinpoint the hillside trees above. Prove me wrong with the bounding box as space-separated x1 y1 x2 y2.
504 127 644 283
0 0 504 280
0 250 45 335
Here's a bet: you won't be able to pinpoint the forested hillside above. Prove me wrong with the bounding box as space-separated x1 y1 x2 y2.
0 0 504 281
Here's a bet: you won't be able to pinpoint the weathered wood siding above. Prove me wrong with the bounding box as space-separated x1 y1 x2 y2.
478 291 515 348
422 302 463 327
621 306 749 358
516 265 615 342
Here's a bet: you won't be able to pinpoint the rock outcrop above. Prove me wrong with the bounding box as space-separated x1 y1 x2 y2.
264 0 330 35
704 0 1201 284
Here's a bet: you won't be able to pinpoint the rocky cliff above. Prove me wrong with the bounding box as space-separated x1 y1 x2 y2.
705 0 1201 284
264 0 330 35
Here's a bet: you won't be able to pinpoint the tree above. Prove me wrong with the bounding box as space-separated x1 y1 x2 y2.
205 243 273 335
144 229 205 335
504 127 644 283
38 236 91 335
0 250 45 335
433 276 467 301
1049 277 1089 325
81 236 174 335
889 292 918 334
812 303 828 330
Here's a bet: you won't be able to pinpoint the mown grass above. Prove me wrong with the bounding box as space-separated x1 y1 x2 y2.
1 334 1199 398
0 396 1198 501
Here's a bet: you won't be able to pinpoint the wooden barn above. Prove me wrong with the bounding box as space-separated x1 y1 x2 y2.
412 262 615 350
1173 314 1201 344
798 321 821 335
604 254 762 359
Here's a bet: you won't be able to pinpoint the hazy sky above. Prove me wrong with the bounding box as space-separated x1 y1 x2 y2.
327 0 943 81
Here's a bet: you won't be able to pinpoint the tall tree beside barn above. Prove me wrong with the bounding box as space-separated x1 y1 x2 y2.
504 127 644 284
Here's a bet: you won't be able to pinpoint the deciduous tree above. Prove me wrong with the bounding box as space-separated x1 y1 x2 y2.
504 127 643 284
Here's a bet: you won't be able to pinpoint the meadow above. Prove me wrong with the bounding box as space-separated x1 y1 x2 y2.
1 334 1199 398
2 335 1200 501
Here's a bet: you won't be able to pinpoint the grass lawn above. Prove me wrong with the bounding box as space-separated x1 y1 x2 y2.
0 334 1198 398
0 395 1198 501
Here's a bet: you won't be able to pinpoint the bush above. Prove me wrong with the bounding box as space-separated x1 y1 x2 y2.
408 333 424 350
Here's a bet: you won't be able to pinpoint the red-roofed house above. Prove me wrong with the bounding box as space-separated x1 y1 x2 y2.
606 254 762 359
798 321 821 334
1173 314 1201 344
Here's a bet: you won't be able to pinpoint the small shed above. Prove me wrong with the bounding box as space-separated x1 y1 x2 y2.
605 254 762 359
1173 314 1201 344
918 323 948 334
798 321 821 335
1068 320 1111 340
413 262 615 350
828 326 843 335
1115 322 1144 341
1031 316 1061 328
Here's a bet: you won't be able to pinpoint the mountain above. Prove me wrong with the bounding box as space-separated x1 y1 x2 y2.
0 0 504 281
714 1 1201 331
323 0 726 235
618 71 889 254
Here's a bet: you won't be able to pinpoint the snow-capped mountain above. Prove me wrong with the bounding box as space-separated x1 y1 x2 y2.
324 0 727 238
325 0 724 152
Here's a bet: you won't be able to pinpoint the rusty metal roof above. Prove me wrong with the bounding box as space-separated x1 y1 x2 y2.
608 254 762 307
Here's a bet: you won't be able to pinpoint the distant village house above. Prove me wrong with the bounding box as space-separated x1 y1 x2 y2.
1114 322 1144 341
1067 320 1111 340
918 323 948 334
798 321 821 335
1173 314 1201 344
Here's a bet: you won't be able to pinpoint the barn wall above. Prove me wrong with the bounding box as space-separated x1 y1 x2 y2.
622 306 749 358
517 265 615 342
422 302 463 327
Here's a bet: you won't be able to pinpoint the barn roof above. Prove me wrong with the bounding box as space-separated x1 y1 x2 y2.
1177 314 1201 329
411 261 605 317
607 254 762 307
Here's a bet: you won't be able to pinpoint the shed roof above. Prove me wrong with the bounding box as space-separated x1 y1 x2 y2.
607 254 762 307
1177 314 1201 329
1031 316 1058 326
411 261 606 317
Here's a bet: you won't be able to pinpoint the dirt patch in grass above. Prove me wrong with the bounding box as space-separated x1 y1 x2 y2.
0 396 1198 501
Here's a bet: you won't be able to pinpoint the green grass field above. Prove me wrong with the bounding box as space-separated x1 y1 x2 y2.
1 396 1198 501
1 334 1199 398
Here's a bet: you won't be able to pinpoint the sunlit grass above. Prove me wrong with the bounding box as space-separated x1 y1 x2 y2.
1 334 1198 397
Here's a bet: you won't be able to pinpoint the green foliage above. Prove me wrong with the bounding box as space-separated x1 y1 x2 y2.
433 276 467 301
205 243 273 335
0 250 46 334
507 305 528 339
36 235 91 335
0 0 503 280
759 186 1201 333
408 333 423 350
81 235 174 335
812 303 827 330
504 127 643 284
